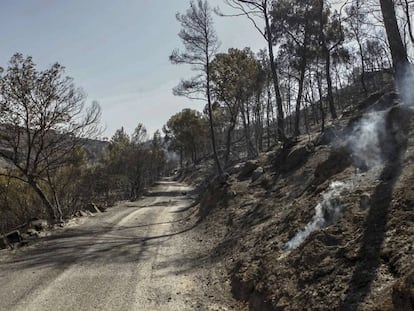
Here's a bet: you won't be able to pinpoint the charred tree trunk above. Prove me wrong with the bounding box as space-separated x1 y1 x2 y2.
241 103 256 159
318 0 337 120
265 8 285 142
325 49 337 119
28 178 55 222
294 52 308 137
224 117 237 166
317 72 326 132
255 92 264 152
379 0 409 77
206 63 223 175
266 86 272 149
357 36 369 95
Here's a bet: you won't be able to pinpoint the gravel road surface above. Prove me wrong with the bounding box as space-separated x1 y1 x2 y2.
0 180 239 311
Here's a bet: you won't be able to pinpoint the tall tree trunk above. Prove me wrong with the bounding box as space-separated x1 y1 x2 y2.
206 63 223 175
294 52 308 137
380 0 409 77
255 92 264 152
319 0 337 119
266 86 272 149
356 35 369 95
241 104 256 158
325 49 337 119
310 81 319 125
264 8 285 142
224 117 236 166
317 72 326 132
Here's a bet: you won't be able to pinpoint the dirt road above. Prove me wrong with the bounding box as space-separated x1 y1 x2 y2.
0 180 240 311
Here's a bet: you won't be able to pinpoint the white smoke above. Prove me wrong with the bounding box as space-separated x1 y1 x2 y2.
284 111 386 251
284 181 350 251
283 67 414 251
347 111 386 170
284 112 385 251
399 65 414 107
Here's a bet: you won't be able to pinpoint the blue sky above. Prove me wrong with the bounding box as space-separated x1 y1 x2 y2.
0 0 264 138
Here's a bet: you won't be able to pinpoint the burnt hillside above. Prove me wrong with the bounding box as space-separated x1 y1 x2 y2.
180 89 414 311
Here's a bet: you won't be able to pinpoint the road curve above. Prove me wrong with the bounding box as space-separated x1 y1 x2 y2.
0 180 238 311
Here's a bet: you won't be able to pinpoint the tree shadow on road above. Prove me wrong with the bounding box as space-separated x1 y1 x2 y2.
0 210 200 271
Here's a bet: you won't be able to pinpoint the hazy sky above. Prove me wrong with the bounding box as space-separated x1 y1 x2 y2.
0 0 264 138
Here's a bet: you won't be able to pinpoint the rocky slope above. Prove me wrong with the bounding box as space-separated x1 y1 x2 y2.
182 90 414 310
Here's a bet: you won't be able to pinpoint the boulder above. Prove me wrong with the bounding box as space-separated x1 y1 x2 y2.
315 125 339 146
314 149 352 186
26 228 40 237
29 218 48 231
227 163 244 175
6 230 22 243
284 144 312 172
238 160 259 180
251 167 264 182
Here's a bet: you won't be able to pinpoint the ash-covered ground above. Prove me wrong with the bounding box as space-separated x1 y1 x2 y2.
179 90 414 310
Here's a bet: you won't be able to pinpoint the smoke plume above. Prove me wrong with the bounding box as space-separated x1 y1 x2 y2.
347 111 386 170
283 65 414 251
399 65 414 107
284 181 350 251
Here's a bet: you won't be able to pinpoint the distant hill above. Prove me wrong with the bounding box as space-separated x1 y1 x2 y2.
0 136 109 169
80 138 109 164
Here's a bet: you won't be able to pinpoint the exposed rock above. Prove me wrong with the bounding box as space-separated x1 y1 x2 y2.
284 144 313 172
251 167 264 182
313 148 352 186
26 228 40 237
315 125 340 146
258 150 278 164
238 160 259 180
6 230 22 243
227 163 244 175
29 218 48 231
